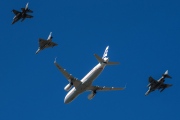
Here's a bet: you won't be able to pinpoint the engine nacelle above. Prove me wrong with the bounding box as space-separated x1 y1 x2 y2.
64 83 72 91
88 91 96 100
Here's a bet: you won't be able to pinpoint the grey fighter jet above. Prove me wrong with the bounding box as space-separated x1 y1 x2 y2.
12 3 33 24
35 32 58 54
145 70 172 96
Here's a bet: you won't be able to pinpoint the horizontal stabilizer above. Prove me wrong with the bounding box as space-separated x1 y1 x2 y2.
107 61 119 65
94 54 104 63
94 54 119 65
163 70 172 79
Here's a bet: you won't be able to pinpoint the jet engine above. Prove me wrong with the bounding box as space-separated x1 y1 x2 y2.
64 83 72 91
88 91 96 100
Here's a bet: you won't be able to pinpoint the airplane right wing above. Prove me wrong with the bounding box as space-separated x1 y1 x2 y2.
87 85 125 91
149 76 157 84
12 10 21 15
54 60 82 88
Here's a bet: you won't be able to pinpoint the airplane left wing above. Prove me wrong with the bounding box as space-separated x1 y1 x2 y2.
87 86 125 91
54 60 82 88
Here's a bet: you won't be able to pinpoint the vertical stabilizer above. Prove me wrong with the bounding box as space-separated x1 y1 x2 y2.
102 46 109 59
47 32 53 40
94 46 119 65
162 70 172 79
25 2 29 10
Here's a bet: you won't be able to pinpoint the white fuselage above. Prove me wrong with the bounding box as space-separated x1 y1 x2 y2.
64 63 106 103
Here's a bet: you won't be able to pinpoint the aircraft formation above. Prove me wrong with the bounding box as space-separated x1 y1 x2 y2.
11 3 173 104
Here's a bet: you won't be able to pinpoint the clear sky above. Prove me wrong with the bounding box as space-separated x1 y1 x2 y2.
0 0 180 120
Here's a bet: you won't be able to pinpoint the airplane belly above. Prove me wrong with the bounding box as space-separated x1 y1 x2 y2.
85 68 104 84
64 87 83 104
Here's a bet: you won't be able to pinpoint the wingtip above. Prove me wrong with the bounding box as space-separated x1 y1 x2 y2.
124 83 127 89
54 57 57 63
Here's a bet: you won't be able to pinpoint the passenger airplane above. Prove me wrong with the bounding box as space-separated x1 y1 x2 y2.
35 32 58 54
54 46 125 104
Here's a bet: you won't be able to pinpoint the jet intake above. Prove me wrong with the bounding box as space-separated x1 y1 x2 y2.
88 91 96 100
64 83 72 91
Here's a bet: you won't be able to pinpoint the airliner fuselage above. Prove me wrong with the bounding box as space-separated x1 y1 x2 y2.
64 63 106 103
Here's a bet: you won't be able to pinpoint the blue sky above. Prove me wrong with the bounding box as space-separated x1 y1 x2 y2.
0 0 180 120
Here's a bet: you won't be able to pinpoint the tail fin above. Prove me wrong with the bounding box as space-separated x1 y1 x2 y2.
47 32 53 40
162 70 172 79
25 2 29 10
94 46 119 65
102 46 109 59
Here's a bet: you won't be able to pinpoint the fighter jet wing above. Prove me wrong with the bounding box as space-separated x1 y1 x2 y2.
12 10 21 15
54 60 82 88
39 39 48 48
25 14 33 18
158 83 172 92
149 76 157 84
48 42 58 47
159 83 172 89
87 86 125 91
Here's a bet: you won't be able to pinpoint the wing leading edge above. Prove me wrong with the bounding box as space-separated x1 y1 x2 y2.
54 59 82 88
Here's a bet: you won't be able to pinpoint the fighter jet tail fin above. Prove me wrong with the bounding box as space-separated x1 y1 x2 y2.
21 3 33 13
162 70 172 79
47 32 53 40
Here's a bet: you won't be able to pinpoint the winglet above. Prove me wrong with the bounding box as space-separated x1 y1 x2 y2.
124 83 127 89
54 57 57 63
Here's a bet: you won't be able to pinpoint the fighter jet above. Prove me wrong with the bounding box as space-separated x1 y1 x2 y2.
35 32 58 54
145 70 172 96
12 3 33 24
54 46 125 104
